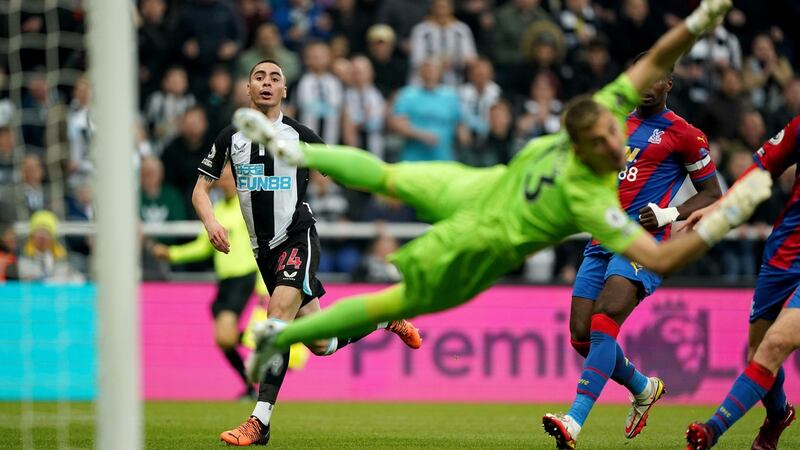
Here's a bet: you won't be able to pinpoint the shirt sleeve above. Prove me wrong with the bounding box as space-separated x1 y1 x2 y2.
678 124 717 182
753 115 800 177
296 123 325 145
592 74 640 129
567 176 645 254
197 126 232 180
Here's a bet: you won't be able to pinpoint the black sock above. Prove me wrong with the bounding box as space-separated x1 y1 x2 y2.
257 347 291 403
223 347 249 388
334 332 371 351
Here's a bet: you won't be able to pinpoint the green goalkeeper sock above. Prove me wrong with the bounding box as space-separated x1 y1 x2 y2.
275 284 407 348
304 144 389 194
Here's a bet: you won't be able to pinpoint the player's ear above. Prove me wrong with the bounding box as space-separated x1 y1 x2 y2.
665 77 674 93
282 86 287 98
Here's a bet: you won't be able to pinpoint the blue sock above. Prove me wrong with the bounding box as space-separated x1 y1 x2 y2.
706 361 776 443
567 314 620 426
762 366 787 421
610 342 649 396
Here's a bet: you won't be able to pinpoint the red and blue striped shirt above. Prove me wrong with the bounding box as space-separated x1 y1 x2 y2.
586 108 716 256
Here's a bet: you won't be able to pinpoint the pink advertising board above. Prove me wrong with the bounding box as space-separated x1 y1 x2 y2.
142 283 800 403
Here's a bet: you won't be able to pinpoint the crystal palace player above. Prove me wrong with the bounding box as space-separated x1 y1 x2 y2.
193 59 422 446
563 54 722 443
684 116 800 450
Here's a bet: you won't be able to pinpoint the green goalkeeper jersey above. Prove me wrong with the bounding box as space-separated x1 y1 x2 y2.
389 74 645 310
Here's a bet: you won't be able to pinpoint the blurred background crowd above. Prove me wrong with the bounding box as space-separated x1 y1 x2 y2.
1 0 799 284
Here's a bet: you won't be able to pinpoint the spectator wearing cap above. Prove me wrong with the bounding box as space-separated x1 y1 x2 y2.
366 24 408 98
409 0 477 87
235 23 301 86
391 57 465 162
18 210 85 283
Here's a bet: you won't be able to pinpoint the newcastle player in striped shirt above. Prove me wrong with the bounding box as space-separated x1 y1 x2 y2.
192 59 422 446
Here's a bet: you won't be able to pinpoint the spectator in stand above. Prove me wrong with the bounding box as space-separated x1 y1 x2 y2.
674 25 742 117
173 0 244 95
734 109 767 153
160 106 209 215
458 57 501 151
66 74 92 189
391 57 465 162
144 66 196 154
359 194 417 223
365 24 408 99
567 35 618 97
557 0 599 61
136 0 170 104
609 0 665 66
767 78 800 132
64 182 93 274
353 231 402 283
21 71 54 154
0 127 14 191
516 72 562 144
489 0 549 85
331 57 354 88
717 149 761 282
742 34 794 111
235 0 270 46
375 0 430 55
306 171 360 274
140 155 186 224
203 66 235 136
235 23 301 86
294 41 343 145
18 210 84 283
695 68 750 141
0 221 17 281
342 56 386 160
462 98 514 167
19 154 51 219
409 0 477 87
328 0 375 55
517 22 566 97
272 0 333 51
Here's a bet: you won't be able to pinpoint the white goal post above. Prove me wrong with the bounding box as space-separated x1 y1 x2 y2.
86 0 141 448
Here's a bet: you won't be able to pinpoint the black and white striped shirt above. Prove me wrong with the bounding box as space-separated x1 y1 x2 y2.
198 112 323 251
295 72 343 145
409 19 476 86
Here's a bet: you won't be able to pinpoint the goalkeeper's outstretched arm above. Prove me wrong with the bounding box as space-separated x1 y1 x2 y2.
621 168 772 276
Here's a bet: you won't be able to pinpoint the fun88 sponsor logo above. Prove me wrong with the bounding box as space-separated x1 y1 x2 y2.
235 164 292 191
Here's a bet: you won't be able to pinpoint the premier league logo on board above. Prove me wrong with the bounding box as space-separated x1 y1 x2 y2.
648 129 664 144
624 300 736 396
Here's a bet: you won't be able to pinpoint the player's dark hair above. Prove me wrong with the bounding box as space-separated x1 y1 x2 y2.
564 95 603 144
632 51 674 76
249 59 283 79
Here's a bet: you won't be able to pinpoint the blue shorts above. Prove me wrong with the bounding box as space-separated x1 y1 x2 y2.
750 264 800 322
573 252 663 301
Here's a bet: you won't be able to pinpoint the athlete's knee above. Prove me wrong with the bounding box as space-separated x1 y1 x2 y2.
760 329 797 362
268 287 303 321
215 327 239 350
569 315 590 344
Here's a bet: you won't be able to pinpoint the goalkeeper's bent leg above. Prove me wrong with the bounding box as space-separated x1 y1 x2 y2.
304 144 391 195
274 283 412 348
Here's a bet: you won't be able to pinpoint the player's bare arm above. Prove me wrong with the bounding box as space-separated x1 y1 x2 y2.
192 174 230 254
638 176 722 230
625 0 731 97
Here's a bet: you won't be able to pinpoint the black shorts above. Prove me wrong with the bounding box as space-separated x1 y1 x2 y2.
212 271 258 317
256 226 326 307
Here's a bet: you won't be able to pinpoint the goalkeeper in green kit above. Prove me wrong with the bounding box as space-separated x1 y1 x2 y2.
237 0 759 433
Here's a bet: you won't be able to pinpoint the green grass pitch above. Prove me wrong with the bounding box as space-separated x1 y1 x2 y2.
0 401 797 449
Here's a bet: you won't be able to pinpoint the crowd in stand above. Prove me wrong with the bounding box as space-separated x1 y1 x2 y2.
1 0 800 283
